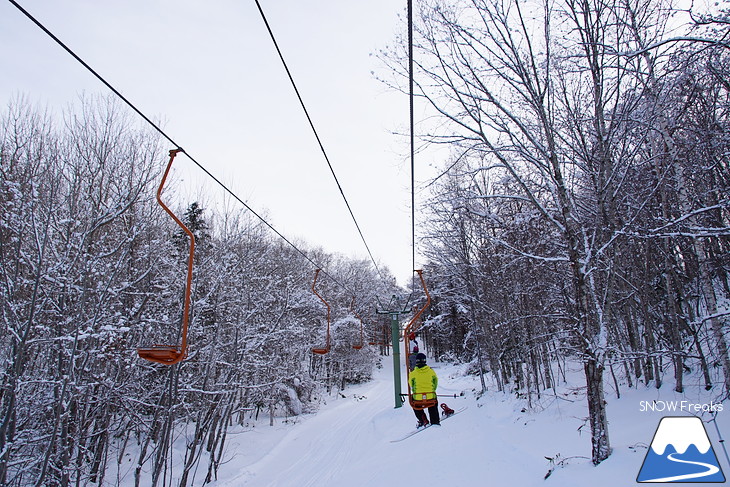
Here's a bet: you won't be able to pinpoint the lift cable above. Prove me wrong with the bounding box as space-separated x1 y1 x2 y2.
408 0 418 290
253 0 387 283
6 0 358 294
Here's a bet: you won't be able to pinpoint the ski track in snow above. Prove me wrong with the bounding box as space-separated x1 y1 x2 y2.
215 375 389 487
210 364 542 487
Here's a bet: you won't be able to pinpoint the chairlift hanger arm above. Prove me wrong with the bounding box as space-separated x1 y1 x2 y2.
403 270 430 340
311 269 331 354
137 148 195 365
403 269 432 409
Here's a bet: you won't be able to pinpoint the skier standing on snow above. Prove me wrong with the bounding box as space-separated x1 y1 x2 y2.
409 353 440 427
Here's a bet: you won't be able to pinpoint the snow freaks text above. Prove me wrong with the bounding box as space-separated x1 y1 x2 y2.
639 401 724 413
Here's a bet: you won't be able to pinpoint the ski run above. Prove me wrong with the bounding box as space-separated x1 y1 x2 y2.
111 359 730 487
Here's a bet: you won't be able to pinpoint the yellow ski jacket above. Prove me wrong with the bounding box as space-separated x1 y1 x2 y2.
409 365 438 400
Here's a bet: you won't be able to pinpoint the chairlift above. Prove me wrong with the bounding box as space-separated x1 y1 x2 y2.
137 149 194 365
311 269 331 354
367 321 381 346
367 323 387 347
403 270 435 410
350 297 364 350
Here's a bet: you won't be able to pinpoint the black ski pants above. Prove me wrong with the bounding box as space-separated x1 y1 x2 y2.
413 404 440 425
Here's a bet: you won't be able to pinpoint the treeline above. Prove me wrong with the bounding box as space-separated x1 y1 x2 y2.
0 95 396 486
384 0 730 465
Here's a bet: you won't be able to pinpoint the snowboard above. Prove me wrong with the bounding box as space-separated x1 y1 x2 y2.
390 406 467 443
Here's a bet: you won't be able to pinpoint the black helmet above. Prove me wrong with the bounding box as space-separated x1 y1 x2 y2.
415 353 427 367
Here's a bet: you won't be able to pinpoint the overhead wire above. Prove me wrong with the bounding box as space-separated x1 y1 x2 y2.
408 0 417 289
253 0 387 284
6 0 358 294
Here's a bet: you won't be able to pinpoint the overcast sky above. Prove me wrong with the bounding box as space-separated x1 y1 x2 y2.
1 0 434 285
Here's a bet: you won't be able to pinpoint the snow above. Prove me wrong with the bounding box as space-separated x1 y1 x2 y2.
186 359 730 487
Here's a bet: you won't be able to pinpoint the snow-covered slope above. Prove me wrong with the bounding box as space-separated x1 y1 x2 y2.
204 361 729 487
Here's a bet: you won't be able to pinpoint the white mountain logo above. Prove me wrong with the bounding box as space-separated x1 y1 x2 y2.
637 416 726 483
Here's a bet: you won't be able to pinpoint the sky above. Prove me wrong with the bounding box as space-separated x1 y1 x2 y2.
0 0 432 285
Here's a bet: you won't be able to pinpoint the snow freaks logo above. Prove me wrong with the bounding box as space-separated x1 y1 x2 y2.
639 400 724 413
637 416 726 483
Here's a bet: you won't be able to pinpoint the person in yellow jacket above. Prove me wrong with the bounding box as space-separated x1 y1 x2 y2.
408 353 440 427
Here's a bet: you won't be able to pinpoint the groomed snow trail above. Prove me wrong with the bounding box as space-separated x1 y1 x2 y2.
206 361 727 487
210 363 544 487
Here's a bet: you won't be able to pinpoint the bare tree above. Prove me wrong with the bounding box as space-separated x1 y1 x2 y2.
380 0 726 463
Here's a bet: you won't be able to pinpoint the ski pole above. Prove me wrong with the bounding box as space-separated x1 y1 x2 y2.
400 393 463 400
711 412 730 469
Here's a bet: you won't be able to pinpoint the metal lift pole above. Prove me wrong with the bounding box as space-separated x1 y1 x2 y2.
390 311 403 408
377 295 412 409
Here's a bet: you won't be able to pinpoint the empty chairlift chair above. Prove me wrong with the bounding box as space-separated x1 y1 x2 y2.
137 149 195 365
311 269 331 355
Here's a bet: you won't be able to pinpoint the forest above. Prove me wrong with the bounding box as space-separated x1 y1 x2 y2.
384 0 730 467
0 95 398 485
1 0 730 485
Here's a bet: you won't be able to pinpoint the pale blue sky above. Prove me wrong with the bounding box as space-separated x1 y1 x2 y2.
1 0 433 284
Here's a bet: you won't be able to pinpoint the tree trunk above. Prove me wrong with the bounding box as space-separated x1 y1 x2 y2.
585 359 611 464
696 241 730 396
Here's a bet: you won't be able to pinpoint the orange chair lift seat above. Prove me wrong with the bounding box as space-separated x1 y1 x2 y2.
311 269 331 355
137 149 195 365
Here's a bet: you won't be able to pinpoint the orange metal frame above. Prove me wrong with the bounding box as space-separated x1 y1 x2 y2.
403 270 434 409
137 149 195 365
311 269 331 354
368 321 387 347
